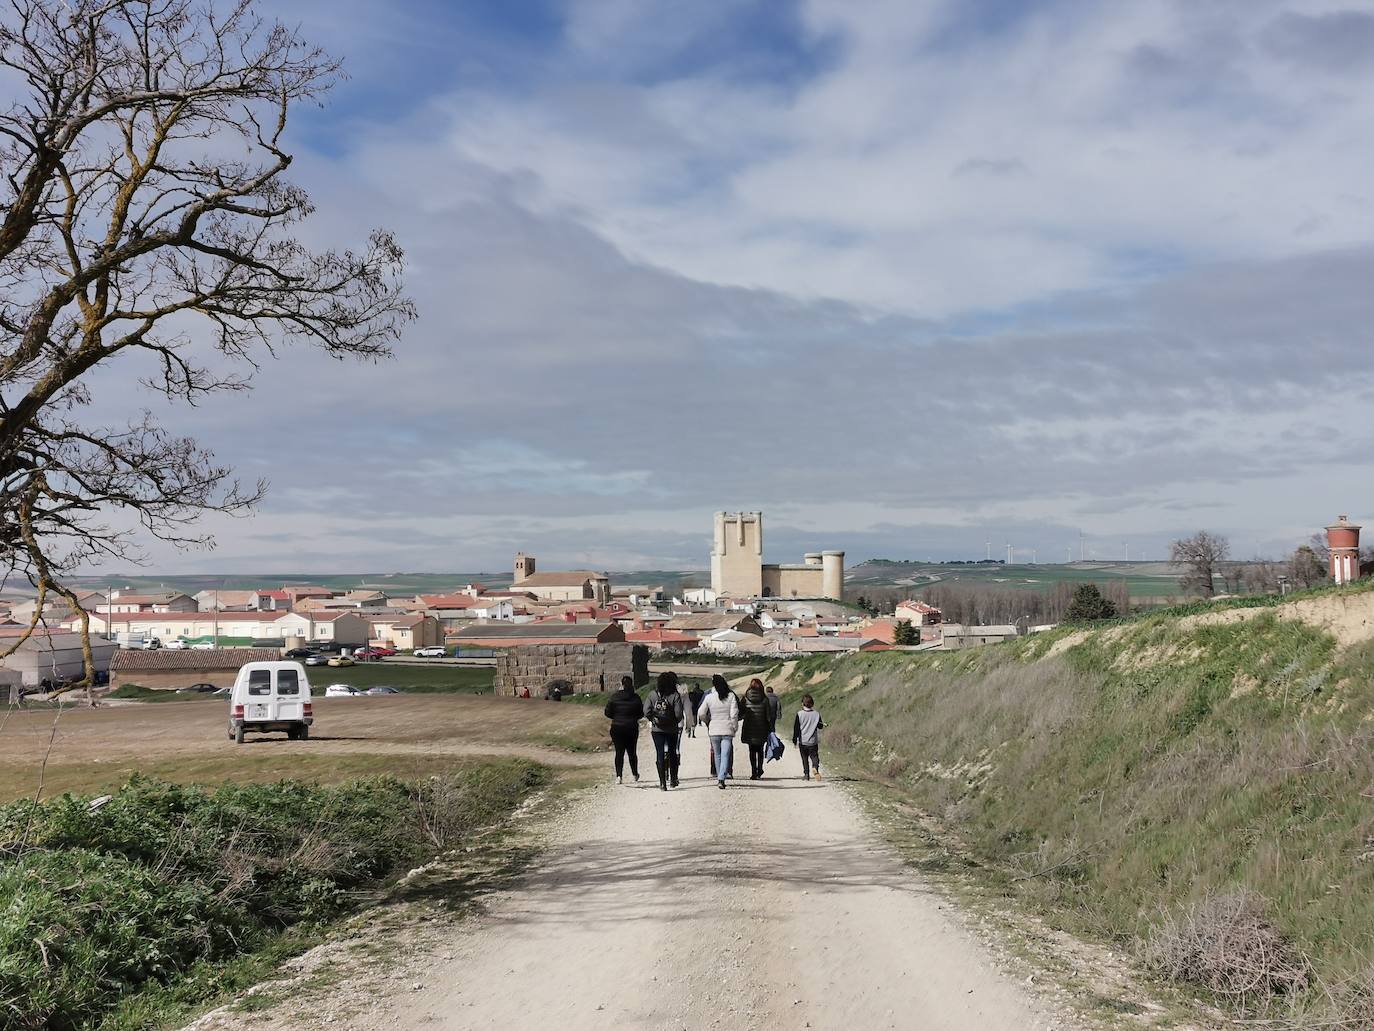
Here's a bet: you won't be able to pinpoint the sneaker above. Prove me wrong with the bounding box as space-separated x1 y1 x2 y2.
633 774 640 783
718 781 726 790
615 776 622 785
803 773 810 781
814 770 822 781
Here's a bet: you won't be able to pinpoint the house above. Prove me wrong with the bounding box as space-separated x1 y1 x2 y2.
939 624 1020 650
664 613 763 635
74 610 286 641
893 600 942 626
682 587 719 606
0 628 118 688
511 553 611 604
700 629 760 654
103 590 197 613
624 627 700 650
191 589 262 611
758 610 802 631
282 585 335 605
274 611 369 646
252 589 291 611
364 612 442 649
448 621 626 649
108 647 282 692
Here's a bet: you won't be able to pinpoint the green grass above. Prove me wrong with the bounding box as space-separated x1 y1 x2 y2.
787 579 1374 1023
0 760 547 1031
306 663 494 694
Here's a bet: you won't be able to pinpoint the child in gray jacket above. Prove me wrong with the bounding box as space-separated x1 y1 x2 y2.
791 694 825 781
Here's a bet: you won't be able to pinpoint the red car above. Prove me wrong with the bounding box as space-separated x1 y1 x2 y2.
371 645 397 657
352 647 388 660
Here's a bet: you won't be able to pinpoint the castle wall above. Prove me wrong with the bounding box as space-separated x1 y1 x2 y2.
494 642 636 696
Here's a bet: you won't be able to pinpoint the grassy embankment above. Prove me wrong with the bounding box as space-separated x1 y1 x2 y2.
776 582 1374 1026
0 761 547 1031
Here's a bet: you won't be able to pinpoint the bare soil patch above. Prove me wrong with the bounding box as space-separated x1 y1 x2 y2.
0 695 604 801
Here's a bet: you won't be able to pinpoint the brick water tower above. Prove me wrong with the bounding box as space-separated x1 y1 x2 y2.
1326 515 1362 584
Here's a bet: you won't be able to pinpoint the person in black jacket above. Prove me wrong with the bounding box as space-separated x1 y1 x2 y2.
603 675 643 784
739 678 773 780
644 671 685 790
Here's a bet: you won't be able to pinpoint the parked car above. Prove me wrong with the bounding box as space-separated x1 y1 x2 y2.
365 686 401 695
304 654 329 666
175 682 219 694
227 661 312 743
327 655 354 668
413 646 447 658
284 647 315 659
324 684 361 697
351 647 382 661
190 641 216 651
313 641 343 655
370 646 397 657
164 639 189 650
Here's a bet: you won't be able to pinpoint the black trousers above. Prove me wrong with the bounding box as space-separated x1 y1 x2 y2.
799 742 820 776
650 729 680 767
610 724 639 777
748 741 765 777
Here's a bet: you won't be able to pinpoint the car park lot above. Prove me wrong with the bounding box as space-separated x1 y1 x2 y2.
0 691 605 802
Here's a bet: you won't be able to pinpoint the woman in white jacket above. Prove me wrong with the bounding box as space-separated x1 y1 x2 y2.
696 674 740 790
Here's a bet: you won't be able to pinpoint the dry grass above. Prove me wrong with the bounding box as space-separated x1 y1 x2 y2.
1142 889 1308 1011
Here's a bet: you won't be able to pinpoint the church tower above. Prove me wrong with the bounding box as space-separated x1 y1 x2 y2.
514 552 536 584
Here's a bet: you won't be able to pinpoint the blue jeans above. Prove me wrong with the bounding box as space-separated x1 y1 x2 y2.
710 735 733 783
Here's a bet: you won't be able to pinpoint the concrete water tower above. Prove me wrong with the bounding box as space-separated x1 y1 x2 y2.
1326 515 1362 584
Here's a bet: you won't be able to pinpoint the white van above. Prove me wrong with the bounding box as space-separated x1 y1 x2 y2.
228 661 313 744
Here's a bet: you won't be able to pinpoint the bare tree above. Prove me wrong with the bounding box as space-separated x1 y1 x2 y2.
1170 531 1230 597
0 0 414 685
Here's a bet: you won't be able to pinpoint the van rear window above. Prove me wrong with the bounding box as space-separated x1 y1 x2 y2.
247 669 271 696
276 668 300 695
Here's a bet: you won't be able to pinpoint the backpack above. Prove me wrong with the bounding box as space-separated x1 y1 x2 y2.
649 691 680 732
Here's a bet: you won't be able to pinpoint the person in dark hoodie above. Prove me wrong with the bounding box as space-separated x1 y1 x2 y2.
603 675 644 785
644 671 685 790
740 678 773 780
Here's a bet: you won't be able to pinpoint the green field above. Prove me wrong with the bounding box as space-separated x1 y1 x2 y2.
308 662 495 694
848 559 1187 599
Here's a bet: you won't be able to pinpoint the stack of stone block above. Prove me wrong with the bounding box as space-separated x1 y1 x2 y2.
495 642 634 697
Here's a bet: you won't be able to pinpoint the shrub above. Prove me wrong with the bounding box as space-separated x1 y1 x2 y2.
0 761 544 1030
1143 889 1309 1011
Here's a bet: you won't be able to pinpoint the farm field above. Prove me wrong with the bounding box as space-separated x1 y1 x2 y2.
848 559 1185 600
0 693 606 803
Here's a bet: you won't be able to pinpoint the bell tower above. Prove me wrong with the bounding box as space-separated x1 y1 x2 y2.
514 552 536 584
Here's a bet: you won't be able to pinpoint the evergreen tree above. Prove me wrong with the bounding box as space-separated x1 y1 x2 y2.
1064 584 1117 621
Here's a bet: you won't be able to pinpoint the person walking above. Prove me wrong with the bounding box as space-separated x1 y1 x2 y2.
740 678 773 780
764 685 781 731
792 693 825 781
644 671 685 790
603 675 643 785
696 674 740 790
680 679 698 740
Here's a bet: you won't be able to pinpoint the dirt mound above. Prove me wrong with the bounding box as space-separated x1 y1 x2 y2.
1181 590 1374 650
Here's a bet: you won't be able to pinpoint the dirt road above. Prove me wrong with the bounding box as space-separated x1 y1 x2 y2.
193 750 1073 1031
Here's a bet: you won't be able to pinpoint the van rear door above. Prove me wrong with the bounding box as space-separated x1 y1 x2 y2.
273 666 303 721
244 667 272 722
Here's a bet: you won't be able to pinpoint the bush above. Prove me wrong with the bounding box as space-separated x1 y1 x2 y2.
1143 889 1309 1011
0 761 545 1030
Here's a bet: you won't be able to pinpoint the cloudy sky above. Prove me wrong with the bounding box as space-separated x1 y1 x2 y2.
85 0 1374 572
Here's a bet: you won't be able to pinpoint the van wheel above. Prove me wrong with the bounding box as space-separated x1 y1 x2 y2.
298 725 309 741
234 725 245 745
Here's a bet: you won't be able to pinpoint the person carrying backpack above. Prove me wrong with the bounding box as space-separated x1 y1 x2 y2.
603 675 644 785
644 671 685 790
686 682 705 738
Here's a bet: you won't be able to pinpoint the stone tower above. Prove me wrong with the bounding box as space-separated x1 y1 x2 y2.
711 512 763 597
514 552 536 584
1326 515 1362 585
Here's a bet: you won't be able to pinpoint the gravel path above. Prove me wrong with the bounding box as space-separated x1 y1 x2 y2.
324 746 1071 1031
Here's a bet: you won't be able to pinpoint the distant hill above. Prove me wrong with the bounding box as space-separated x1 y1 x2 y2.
848 559 1183 598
